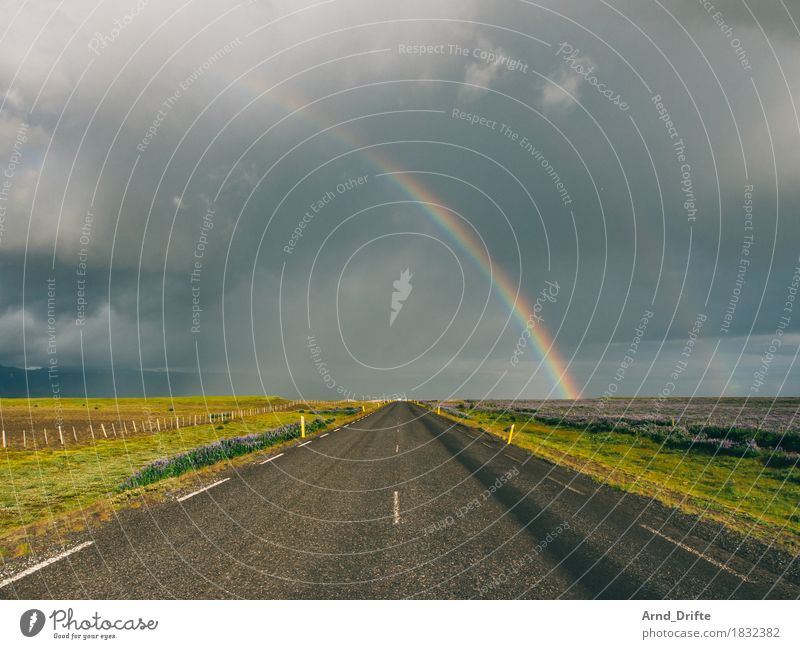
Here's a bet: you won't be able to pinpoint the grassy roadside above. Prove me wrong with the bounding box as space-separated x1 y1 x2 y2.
0 402 377 558
429 406 800 554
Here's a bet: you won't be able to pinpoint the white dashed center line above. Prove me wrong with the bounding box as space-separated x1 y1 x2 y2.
0 541 95 590
393 491 400 525
177 478 230 502
547 477 583 495
259 453 284 464
640 525 754 582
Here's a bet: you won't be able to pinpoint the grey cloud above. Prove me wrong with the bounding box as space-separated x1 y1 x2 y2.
1 0 799 399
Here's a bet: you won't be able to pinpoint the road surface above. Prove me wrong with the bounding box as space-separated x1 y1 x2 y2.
2 402 798 598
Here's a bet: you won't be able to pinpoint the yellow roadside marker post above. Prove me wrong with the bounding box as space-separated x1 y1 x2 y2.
301 415 306 438
437 406 441 415
507 424 515 445
362 405 365 412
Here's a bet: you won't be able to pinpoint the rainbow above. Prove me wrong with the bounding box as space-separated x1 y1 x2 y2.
363 153 580 400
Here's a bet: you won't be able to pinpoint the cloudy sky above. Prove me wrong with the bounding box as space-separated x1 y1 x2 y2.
1 0 799 400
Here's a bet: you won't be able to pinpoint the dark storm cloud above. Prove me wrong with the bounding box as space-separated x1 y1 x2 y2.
1 0 799 398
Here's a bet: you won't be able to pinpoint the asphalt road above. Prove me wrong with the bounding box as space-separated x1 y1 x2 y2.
2 401 798 599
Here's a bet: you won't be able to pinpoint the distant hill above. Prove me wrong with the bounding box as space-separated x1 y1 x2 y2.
0 364 233 398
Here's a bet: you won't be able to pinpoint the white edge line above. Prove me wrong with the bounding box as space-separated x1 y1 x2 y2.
393 491 400 525
548 477 583 495
259 453 284 464
0 541 95 589
640 524 753 583
320 433 329 437
177 477 230 502
298 440 312 447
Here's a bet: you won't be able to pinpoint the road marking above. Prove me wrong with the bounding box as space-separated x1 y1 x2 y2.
395 442 399 453
177 478 230 502
481 442 492 448
393 491 400 525
259 453 284 464
640 525 754 582
298 440 312 447
504 453 519 463
320 433 329 437
0 541 95 590
548 477 583 495
639 523 755 584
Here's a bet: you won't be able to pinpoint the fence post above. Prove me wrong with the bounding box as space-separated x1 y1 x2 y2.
1 429 5 448
101 423 107 438
58 426 64 445
89 424 95 440
23 430 26 448
44 428 48 445
72 426 78 442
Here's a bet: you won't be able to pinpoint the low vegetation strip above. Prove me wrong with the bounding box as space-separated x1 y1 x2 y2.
303 406 360 415
531 415 800 467
438 405 471 419
119 418 331 490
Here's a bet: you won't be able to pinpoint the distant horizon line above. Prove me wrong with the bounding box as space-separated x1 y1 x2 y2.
1 394 796 401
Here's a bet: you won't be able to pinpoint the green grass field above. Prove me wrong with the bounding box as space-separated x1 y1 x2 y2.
435 407 800 553
0 395 296 448
0 398 375 557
